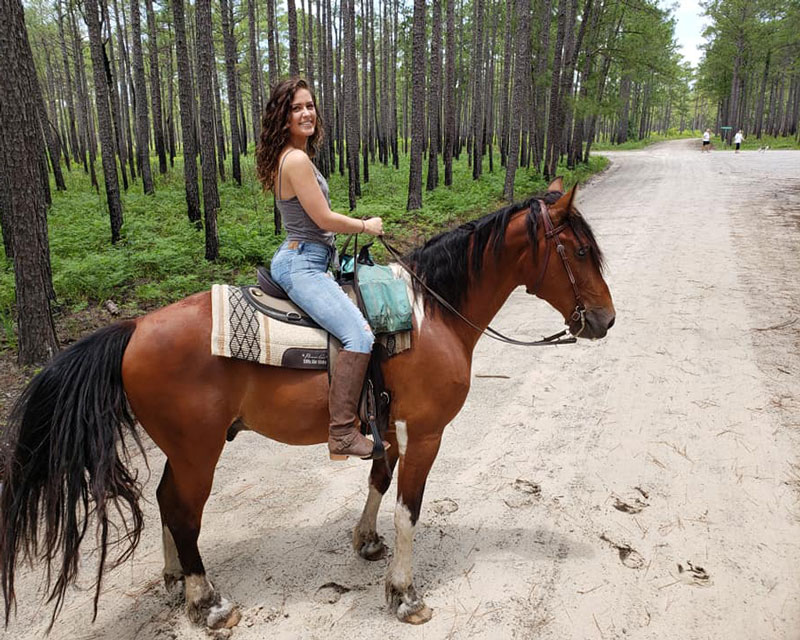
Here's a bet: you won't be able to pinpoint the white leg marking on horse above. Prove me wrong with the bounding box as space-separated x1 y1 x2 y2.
184 574 240 628
395 420 408 457
185 573 214 605
353 484 387 558
388 501 415 591
162 526 182 577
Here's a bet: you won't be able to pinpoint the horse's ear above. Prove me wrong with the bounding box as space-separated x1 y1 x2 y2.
550 184 578 224
547 177 564 193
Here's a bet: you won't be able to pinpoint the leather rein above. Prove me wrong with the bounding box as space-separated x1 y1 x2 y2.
375 200 586 347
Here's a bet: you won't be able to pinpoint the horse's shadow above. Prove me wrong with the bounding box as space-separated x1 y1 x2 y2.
63 510 595 637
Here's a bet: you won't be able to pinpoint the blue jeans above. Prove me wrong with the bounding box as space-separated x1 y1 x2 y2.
271 240 374 353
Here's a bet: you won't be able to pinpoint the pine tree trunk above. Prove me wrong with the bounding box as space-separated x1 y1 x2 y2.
248 0 262 144
196 0 220 259
144 0 167 173
288 0 300 76
503 0 530 201
57 0 80 164
499 0 513 167
390 0 399 168
130 0 154 192
172 0 201 222
0 0 59 363
101 0 129 190
85 0 125 242
343 0 360 208
545 0 568 178
165 24 176 165
426 0 442 190
220 0 242 184
213 70 227 180
406 0 425 210
361 0 369 183
267 0 279 86
112 0 136 180
470 0 484 180
443 0 455 185
533 0 553 171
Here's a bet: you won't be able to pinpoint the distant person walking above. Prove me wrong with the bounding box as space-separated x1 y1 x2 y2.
734 129 744 153
702 129 712 153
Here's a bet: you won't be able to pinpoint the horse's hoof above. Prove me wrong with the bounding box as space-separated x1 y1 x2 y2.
187 592 241 629
398 601 433 625
354 530 387 561
386 583 433 625
206 598 241 629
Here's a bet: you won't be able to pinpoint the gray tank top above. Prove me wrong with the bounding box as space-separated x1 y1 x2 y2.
276 150 334 246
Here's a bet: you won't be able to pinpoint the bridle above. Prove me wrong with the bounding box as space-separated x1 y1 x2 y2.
376 199 589 347
527 200 587 338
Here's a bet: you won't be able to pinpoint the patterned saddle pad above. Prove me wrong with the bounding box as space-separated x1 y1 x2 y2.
210 283 412 370
211 284 329 369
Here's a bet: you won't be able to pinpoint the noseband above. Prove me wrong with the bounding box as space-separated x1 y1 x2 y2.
527 200 587 338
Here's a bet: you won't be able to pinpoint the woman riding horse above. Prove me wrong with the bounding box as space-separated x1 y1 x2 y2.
0 169 615 629
256 77 386 461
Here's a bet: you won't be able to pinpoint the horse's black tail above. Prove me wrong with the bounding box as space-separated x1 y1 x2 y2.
0 320 144 630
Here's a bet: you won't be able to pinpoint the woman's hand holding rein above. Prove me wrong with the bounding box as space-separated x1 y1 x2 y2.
360 217 383 236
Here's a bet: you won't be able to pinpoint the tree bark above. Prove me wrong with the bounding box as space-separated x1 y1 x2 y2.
288 0 300 77
144 0 167 173
112 0 136 180
213 69 227 180
57 0 80 164
499 0 513 167
196 0 220 259
545 0 569 178
85 0 125 242
406 0 425 210
470 0 485 180
220 0 242 183
101 0 129 190
130 0 154 193
443 0 455 185
503 0 531 201
426 0 442 190
172 0 202 222
343 0 360 208
0 0 59 364
267 0 279 87
248 0 262 144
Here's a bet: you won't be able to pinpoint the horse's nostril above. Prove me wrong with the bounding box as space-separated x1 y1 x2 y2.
607 316 616 330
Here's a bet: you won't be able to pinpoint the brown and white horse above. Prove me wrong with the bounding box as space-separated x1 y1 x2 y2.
0 179 614 629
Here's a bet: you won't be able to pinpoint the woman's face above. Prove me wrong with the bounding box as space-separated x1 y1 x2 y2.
287 88 316 141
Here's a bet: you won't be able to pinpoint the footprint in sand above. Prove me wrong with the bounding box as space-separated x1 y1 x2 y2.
612 486 650 514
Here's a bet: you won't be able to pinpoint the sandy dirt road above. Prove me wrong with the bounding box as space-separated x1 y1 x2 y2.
5 140 800 639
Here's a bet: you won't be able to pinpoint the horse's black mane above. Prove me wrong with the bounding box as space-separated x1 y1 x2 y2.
405 190 604 314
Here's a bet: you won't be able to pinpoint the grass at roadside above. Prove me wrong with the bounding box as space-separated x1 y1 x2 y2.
0 149 607 350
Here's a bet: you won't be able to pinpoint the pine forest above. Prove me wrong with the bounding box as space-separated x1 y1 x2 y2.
0 0 799 363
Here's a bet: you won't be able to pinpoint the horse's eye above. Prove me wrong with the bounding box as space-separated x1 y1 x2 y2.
577 246 589 258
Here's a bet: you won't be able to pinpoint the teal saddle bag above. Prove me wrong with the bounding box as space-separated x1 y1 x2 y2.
340 244 413 335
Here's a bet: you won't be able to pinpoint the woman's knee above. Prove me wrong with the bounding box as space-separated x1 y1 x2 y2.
345 323 374 353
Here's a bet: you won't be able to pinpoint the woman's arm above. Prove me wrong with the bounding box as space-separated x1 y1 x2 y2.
283 151 382 235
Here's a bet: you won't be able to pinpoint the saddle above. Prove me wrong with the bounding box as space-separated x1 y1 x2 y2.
219 260 402 456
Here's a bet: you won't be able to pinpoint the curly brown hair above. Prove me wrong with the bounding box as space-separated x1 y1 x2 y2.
255 77 324 193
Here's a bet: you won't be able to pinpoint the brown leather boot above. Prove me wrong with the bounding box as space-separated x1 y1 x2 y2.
328 350 378 460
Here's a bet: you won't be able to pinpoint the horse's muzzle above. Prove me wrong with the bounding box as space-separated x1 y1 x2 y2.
570 307 615 340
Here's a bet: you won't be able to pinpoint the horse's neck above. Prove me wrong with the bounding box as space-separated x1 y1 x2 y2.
450 236 527 352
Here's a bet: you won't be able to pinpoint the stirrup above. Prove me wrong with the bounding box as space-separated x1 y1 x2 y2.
329 438 390 461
